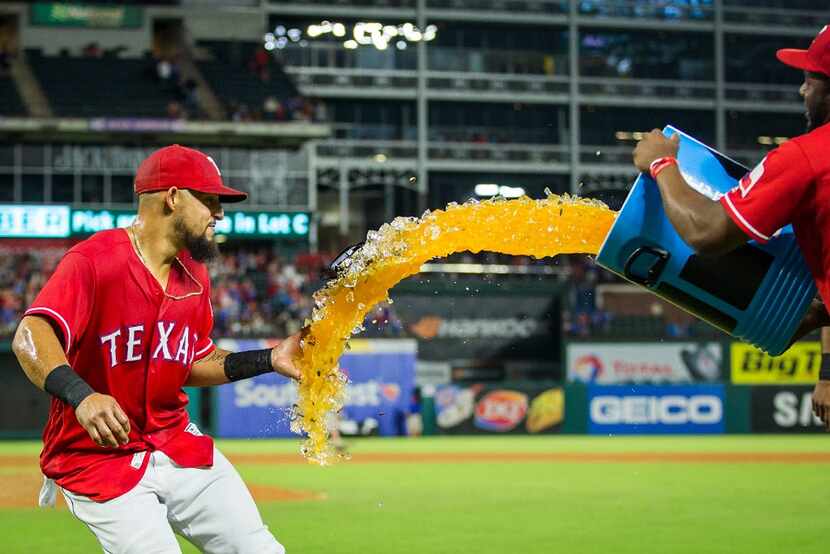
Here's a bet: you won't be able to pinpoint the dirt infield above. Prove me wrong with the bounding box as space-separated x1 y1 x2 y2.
0 467 320 509
0 473 65 509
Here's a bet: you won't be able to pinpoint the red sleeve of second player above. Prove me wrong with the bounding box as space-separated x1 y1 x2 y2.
192 279 216 362
719 141 814 244
24 252 95 354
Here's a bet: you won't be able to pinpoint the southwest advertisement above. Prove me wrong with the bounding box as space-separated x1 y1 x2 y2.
434 384 564 435
567 342 723 384
587 385 725 435
731 342 820 384
751 386 823 433
215 339 416 438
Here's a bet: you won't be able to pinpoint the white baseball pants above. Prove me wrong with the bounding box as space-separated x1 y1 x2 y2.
58 448 285 554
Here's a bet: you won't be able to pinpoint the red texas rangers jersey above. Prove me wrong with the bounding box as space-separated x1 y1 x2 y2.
719 123 830 307
25 228 217 501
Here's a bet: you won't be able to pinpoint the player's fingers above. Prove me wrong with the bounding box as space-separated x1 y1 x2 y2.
94 420 118 448
112 404 131 436
104 412 129 445
85 424 103 447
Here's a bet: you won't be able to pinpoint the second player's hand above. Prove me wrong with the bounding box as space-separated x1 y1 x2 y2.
633 129 680 172
75 393 131 448
271 332 302 381
812 381 830 431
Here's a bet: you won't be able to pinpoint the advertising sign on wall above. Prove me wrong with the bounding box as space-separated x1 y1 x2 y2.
567 342 723 384
731 342 820 384
434 384 564 435
587 385 725 435
0 205 71 238
393 286 560 363
31 2 143 28
215 339 416 438
751 386 823 433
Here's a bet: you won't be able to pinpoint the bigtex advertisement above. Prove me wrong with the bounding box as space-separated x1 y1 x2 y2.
215 339 416 438
434 384 565 434
731 342 820 384
567 342 723 384
588 385 725 435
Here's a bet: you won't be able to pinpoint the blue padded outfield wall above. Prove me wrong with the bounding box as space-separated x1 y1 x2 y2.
214 338 417 438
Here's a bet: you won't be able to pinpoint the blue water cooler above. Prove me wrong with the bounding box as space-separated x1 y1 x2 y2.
595 126 816 355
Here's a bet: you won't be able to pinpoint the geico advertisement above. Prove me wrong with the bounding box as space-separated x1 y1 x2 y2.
567 343 722 384
731 342 820 384
588 385 725 434
751 386 823 433
215 339 416 438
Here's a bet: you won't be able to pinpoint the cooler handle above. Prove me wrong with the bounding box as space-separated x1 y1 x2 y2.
624 246 671 288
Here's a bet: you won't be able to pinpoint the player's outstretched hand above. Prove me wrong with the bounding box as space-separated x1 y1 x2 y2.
271 332 302 381
75 393 131 448
812 381 830 431
633 129 680 173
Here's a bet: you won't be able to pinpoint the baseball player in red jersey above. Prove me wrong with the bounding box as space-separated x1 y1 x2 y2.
632 25 830 429
12 145 301 553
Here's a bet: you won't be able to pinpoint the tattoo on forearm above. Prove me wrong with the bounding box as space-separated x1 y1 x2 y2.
204 349 229 365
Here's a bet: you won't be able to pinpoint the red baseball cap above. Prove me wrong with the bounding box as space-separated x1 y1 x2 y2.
134 144 248 203
777 24 830 77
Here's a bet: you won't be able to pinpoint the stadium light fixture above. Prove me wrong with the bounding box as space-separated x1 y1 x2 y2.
278 20 436 51
475 184 500 196
501 186 525 198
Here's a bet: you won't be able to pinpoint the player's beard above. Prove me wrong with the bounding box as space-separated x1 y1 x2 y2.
805 94 829 132
175 218 219 262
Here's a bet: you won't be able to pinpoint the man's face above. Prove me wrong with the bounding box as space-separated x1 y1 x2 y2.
801 71 830 131
173 190 224 262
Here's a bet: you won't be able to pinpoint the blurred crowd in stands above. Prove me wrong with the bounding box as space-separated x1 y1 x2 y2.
0 241 715 341
0 244 406 340
31 38 325 124
224 45 325 124
0 246 63 339
561 254 716 339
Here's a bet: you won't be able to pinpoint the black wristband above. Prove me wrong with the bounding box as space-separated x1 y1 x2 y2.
44 364 94 409
224 348 274 382
820 354 830 381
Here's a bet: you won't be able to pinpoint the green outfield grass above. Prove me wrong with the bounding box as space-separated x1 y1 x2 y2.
1 436 829 553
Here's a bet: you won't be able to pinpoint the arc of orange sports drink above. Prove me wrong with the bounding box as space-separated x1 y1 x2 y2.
293 194 616 464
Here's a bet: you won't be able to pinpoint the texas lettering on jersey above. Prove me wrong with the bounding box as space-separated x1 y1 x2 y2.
100 322 201 368
24 228 217 502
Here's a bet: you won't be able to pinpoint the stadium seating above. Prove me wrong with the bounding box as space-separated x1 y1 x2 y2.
0 75 25 116
196 41 299 118
25 49 179 118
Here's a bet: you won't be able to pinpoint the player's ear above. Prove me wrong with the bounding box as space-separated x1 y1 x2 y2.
164 187 180 213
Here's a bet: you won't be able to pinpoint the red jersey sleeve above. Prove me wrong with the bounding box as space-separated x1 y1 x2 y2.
24 252 95 354
719 141 815 244
192 280 215 362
